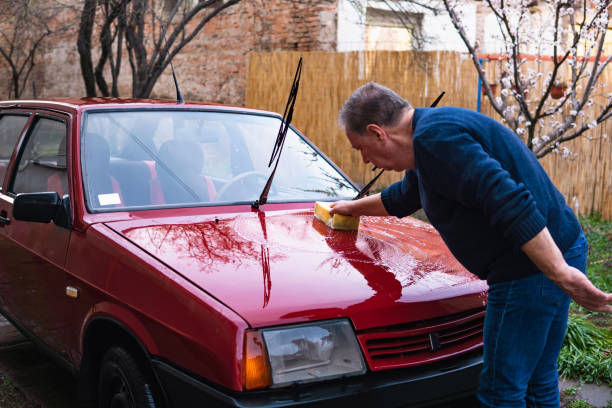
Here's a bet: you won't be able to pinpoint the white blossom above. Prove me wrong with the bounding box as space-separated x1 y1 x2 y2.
561 147 571 158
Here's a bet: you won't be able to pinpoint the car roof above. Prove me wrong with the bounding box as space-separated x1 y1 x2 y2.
0 98 280 117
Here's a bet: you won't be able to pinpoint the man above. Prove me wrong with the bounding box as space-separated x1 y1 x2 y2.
329 82 612 407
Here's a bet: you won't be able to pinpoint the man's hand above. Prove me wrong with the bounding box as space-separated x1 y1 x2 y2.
556 266 612 312
328 193 390 217
522 228 612 313
329 200 356 216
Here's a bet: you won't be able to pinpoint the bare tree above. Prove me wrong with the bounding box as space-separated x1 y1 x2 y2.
0 0 60 98
77 0 244 98
77 0 127 97
443 0 612 158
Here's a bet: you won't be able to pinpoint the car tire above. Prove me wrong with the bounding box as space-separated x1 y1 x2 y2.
98 346 160 408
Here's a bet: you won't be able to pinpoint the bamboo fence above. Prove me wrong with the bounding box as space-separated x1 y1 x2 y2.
246 51 611 220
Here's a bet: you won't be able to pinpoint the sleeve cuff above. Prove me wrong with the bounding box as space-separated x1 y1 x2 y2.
505 207 546 247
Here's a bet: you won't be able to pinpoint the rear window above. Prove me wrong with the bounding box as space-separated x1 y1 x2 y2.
0 115 29 188
11 118 67 196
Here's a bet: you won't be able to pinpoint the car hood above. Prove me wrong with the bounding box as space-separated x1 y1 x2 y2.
106 209 487 330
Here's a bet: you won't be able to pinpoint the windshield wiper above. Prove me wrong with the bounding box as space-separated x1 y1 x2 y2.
352 91 446 200
252 57 303 209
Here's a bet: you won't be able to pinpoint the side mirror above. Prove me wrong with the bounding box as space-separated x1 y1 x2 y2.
13 192 72 229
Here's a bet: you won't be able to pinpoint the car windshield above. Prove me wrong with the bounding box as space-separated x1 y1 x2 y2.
81 110 357 211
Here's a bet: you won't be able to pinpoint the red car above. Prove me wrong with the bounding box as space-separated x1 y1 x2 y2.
0 99 487 408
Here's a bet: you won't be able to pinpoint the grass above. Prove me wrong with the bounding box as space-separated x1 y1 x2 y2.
558 314 612 385
558 214 612 386
579 214 612 295
566 401 594 408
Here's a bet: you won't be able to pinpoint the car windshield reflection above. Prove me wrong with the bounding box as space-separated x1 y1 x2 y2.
81 110 357 211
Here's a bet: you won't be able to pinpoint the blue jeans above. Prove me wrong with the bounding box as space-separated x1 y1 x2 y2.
477 232 587 408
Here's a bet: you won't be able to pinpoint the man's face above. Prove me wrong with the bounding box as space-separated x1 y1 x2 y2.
346 129 396 171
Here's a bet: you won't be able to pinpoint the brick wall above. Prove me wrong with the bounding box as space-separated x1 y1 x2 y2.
172 0 337 104
0 0 338 106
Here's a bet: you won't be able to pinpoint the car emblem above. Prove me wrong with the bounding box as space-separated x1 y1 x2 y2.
429 332 441 352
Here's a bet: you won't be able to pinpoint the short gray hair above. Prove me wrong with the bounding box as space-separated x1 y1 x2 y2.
338 82 411 135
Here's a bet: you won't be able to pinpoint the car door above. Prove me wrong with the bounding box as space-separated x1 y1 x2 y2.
0 112 32 311
0 112 72 358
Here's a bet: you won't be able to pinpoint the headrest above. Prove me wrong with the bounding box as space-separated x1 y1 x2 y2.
84 133 111 171
158 140 203 173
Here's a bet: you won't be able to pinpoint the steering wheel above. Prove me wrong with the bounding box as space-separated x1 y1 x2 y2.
215 171 271 202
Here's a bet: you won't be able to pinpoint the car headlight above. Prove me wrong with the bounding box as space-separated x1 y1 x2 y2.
243 319 366 390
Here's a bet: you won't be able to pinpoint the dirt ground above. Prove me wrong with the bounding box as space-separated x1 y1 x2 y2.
0 374 39 408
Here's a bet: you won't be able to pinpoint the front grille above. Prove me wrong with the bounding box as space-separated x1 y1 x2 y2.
357 308 485 371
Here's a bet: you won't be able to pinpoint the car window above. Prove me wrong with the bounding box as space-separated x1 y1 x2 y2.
82 110 358 211
11 118 68 196
0 115 29 189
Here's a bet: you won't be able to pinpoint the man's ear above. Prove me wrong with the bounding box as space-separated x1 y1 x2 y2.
365 124 386 141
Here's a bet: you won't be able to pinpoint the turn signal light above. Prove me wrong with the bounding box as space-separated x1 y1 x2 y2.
243 330 272 390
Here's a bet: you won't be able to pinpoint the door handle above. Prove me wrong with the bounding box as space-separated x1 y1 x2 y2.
0 216 10 225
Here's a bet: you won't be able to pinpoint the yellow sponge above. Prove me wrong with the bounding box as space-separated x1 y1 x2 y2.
314 201 360 231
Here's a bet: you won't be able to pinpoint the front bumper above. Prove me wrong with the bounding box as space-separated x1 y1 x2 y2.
152 350 483 408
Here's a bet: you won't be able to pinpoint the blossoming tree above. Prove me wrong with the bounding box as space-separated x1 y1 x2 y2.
442 0 612 158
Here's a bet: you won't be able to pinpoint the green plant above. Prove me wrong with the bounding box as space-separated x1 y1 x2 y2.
567 401 593 408
580 214 612 293
558 314 612 386
564 386 578 396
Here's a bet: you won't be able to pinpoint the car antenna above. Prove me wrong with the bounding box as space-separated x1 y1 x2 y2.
162 26 184 104
353 91 445 200
170 61 184 104
252 57 303 209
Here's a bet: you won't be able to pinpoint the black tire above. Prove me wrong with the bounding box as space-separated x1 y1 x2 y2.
98 346 160 408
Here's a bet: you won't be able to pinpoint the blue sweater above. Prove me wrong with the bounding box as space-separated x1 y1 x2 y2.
381 107 581 284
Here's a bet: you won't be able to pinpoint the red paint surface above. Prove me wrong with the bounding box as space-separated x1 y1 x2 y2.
65 223 248 390
108 209 488 331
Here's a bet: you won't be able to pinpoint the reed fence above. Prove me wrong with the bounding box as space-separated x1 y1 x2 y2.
246 51 611 220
